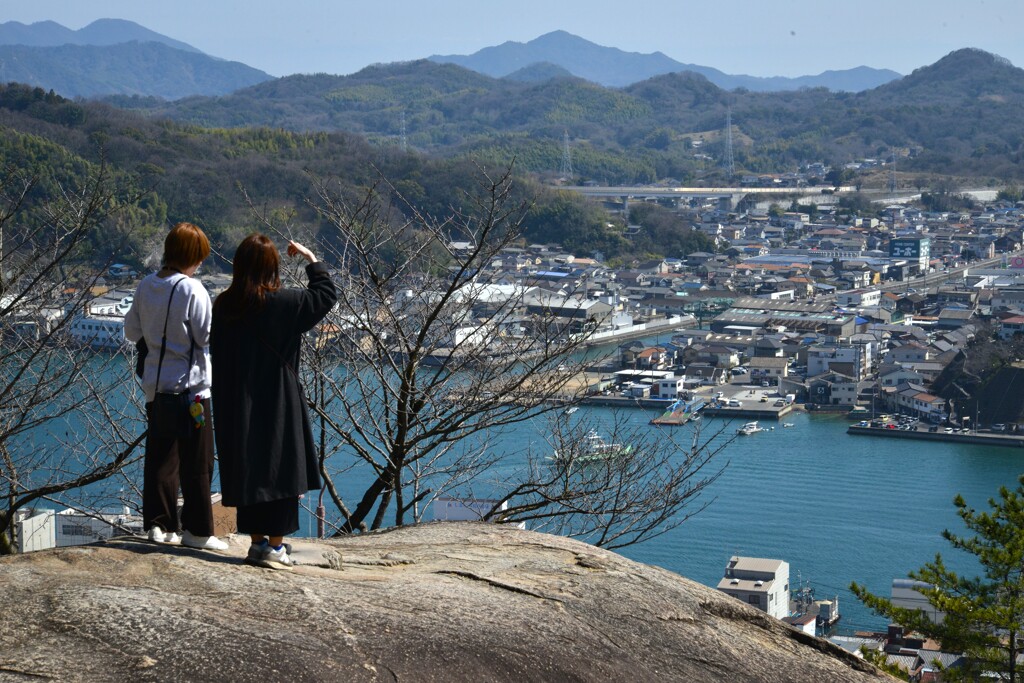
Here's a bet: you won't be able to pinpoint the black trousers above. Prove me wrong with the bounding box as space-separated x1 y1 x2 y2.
236 497 300 537
144 397 215 536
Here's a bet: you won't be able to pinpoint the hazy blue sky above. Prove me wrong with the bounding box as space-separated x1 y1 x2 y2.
3 0 1022 79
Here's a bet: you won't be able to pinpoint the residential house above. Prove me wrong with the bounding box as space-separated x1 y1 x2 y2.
878 363 925 388
808 372 859 407
936 308 974 330
685 362 727 386
894 385 946 422
749 356 789 383
807 343 869 381
885 342 930 364
998 315 1024 340
717 556 791 621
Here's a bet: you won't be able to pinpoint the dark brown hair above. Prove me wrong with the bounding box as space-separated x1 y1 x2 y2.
214 233 281 319
163 222 210 270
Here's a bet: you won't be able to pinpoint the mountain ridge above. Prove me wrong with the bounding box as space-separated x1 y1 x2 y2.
0 41 272 100
0 18 201 54
430 29 902 92
106 46 1024 182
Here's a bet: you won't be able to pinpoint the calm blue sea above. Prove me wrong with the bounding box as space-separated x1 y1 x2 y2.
299 404 1023 634
575 407 1021 633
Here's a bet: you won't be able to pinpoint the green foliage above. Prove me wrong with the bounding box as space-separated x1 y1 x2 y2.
836 193 879 218
0 82 696 270
789 200 820 221
920 190 978 213
851 475 1024 682
997 186 1023 202
627 203 715 257
858 647 912 681
134 49 1024 180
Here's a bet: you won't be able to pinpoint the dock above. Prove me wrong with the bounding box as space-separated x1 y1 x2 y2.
848 424 1024 449
579 385 795 421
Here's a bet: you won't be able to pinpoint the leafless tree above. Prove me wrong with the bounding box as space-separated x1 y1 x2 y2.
252 164 729 548
0 162 150 554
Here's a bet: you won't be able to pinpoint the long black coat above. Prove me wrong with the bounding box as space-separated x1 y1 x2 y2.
211 262 337 507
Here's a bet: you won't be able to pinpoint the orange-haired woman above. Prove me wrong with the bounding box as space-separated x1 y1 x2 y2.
125 222 228 551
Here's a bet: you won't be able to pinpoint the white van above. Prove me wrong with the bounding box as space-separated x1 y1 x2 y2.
727 399 741 407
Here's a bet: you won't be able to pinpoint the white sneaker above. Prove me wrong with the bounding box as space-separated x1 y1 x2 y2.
147 525 180 544
181 530 229 551
257 544 294 570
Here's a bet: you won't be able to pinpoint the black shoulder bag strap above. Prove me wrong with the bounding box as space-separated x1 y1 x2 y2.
154 276 195 394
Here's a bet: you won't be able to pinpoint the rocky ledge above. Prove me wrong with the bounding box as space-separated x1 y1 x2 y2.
0 522 893 682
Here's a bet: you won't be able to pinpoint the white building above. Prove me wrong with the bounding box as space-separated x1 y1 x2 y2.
717 555 791 620
655 375 687 399
69 288 136 349
836 288 882 308
15 506 143 553
807 343 869 380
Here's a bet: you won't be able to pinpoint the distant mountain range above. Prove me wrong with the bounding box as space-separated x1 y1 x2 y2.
430 30 902 92
0 20 904 100
0 19 271 99
0 18 200 53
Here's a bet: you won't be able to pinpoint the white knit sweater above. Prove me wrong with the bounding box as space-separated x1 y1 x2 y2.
124 273 212 403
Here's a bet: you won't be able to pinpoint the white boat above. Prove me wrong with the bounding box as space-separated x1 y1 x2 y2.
736 421 763 435
554 430 632 462
783 422 795 428
564 406 579 415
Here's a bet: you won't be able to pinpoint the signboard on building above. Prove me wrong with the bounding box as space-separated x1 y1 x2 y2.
889 238 930 269
890 239 920 258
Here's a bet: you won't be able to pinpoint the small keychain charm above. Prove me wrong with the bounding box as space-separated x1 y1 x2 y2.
189 395 205 429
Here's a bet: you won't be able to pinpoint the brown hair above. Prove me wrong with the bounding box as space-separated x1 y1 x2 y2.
163 222 211 270
213 233 281 319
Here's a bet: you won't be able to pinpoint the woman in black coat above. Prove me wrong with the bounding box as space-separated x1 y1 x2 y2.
211 234 337 569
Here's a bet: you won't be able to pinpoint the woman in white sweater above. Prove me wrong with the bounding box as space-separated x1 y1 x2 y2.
124 222 227 551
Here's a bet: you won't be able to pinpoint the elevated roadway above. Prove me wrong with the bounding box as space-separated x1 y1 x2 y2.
562 185 848 201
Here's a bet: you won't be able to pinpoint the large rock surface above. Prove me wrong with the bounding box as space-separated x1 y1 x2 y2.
0 522 893 682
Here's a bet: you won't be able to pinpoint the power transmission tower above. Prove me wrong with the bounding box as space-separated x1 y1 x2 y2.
560 130 573 180
724 108 735 181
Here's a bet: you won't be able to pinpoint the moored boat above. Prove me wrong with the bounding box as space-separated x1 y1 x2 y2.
553 430 632 463
650 397 705 426
737 421 763 435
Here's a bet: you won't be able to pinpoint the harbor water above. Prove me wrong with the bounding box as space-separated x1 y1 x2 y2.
292 399 1023 633
564 406 1022 633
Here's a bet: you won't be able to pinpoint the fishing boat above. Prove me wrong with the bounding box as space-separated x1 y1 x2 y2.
736 421 763 436
650 397 705 426
782 422 795 428
553 430 632 463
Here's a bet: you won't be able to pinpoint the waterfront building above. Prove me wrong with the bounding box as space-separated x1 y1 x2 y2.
68 286 136 349
717 556 790 621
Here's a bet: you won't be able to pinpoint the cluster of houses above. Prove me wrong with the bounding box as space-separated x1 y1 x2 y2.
6 194 1021 429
